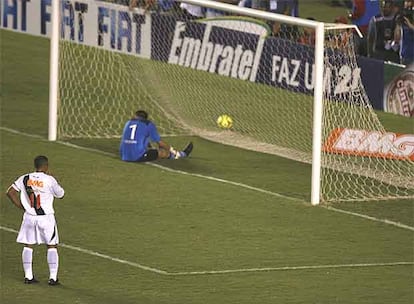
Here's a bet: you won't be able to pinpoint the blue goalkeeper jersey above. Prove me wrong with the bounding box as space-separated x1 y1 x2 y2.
120 118 161 161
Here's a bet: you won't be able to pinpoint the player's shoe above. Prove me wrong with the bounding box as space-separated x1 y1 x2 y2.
48 278 60 286
182 142 193 157
24 277 39 284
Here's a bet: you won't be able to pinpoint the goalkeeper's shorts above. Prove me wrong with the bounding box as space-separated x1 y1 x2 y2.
137 149 159 162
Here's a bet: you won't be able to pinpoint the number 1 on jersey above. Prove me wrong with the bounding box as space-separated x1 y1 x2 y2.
129 124 137 140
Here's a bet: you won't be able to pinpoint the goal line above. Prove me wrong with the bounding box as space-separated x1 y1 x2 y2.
2 125 414 233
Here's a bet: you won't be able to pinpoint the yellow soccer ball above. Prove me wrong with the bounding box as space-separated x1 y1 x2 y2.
216 114 233 129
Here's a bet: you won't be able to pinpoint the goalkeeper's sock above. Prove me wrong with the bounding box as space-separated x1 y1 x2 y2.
169 146 178 159
47 248 59 281
176 151 186 159
22 247 33 280
169 144 192 159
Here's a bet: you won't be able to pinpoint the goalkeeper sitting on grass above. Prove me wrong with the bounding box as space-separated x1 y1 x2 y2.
120 110 193 162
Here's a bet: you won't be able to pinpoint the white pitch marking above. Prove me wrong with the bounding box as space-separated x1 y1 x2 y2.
168 261 414 276
323 206 414 232
148 162 299 202
2 225 413 276
1 127 297 202
1 126 413 233
0 226 168 275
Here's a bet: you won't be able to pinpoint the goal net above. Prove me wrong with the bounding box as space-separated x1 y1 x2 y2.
56 0 414 203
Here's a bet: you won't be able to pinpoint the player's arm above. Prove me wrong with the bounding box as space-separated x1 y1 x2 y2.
6 186 24 210
149 122 177 158
159 140 171 151
148 122 167 149
52 182 65 199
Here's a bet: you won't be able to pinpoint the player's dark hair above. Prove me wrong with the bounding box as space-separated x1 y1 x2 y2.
34 155 48 169
136 110 148 119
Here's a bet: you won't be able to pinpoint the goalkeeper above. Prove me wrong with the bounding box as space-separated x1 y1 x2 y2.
120 110 193 162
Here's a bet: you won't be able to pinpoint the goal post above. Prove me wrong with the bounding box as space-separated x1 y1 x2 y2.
311 22 324 206
48 0 60 141
47 0 328 203
49 0 414 204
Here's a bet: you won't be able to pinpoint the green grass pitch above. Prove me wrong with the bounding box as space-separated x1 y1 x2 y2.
1 29 413 304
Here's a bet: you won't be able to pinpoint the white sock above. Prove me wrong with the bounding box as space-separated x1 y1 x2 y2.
169 146 178 157
22 247 33 280
47 248 59 280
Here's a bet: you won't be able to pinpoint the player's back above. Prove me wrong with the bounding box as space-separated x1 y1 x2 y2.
120 118 161 161
14 172 64 215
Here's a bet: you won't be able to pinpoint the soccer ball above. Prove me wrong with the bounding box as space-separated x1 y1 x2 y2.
216 114 233 129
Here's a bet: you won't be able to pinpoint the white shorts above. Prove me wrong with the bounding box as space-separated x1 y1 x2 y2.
16 213 59 245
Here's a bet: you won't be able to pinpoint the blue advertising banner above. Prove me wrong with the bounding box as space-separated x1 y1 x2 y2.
0 0 388 112
258 36 315 93
150 13 385 109
152 16 265 82
358 56 384 111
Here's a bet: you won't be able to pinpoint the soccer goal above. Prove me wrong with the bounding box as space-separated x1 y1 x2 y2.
49 0 414 204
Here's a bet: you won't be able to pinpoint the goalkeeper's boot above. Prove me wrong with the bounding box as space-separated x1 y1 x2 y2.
24 277 39 284
182 142 193 157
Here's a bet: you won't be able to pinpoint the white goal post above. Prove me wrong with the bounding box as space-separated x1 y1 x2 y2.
48 0 413 205
48 0 60 142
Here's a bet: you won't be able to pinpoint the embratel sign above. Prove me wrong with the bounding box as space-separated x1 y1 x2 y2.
167 20 265 81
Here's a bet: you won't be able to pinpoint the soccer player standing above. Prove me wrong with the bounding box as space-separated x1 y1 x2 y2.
6 155 65 285
120 110 193 162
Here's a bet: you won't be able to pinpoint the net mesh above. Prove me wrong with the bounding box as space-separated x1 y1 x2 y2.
321 26 414 202
57 1 414 202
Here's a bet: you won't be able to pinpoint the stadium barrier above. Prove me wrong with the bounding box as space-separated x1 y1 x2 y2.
0 0 411 116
